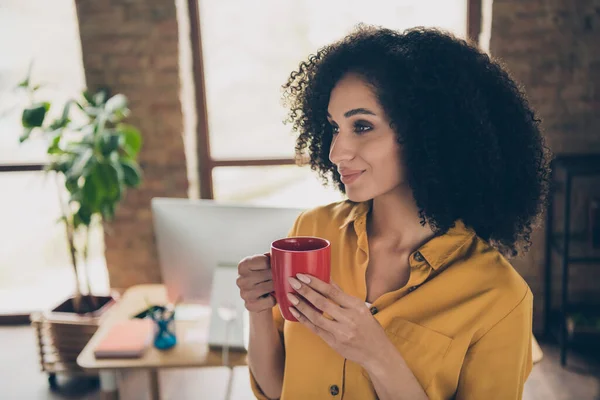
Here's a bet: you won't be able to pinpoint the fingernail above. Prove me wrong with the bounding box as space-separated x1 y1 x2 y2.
296 273 311 284
287 292 299 305
288 277 301 289
289 307 300 318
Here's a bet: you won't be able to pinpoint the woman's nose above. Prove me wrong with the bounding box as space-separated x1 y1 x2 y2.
329 132 355 165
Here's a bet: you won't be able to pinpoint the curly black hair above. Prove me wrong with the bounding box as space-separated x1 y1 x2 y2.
282 25 552 258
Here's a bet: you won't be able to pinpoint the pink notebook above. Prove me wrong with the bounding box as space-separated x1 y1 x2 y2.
94 319 153 359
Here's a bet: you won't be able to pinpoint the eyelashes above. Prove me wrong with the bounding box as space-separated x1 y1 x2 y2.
329 120 373 135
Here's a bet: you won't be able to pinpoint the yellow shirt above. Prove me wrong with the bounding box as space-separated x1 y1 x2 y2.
250 200 533 400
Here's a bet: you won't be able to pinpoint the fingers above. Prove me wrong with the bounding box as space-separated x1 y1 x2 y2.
237 254 275 313
236 268 272 288
237 254 270 274
288 277 348 323
245 293 276 313
288 306 331 341
240 280 274 302
295 274 359 309
287 292 338 333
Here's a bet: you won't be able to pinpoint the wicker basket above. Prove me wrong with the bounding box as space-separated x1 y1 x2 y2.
30 293 118 389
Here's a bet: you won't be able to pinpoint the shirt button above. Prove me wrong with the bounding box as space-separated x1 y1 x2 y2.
329 384 340 396
369 306 378 315
414 251 425 262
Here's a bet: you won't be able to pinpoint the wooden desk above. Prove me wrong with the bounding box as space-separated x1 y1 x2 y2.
77 284 247 400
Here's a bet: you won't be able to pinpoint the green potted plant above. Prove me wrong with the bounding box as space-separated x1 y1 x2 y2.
17 67 143 388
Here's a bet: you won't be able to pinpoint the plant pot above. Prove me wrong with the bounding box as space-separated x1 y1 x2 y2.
31 292 119 388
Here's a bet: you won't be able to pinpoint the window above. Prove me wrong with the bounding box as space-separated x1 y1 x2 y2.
0 0 86 163
0 172 109 314
0 0 108 313
213 166 342 208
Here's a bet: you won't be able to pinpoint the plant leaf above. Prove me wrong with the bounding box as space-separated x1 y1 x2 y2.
100 133 122 156
19 128 33 143
70 190 83 204
105 94 127 114
117 124 142 157
80 184 97 211
83 90 95 105
73 212 82 229
49 100 74 130
93 90 108 106
49 118 69 131
47 133 62 154
96 162 120 201
17 60 34 89
82 172 100 211
47 156 74 174
109 154 124 180
68 148 94 179
65 176 79 194
83 106 101 118
101 202 116 221
76 205 92 226
121 160 142 187
22 102 50 128
17 78 29 89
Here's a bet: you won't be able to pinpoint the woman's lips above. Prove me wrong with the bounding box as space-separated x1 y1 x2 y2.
340 171 364 184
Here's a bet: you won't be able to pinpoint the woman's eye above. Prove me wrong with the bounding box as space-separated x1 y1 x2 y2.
329 122 372 135
354 123 372 134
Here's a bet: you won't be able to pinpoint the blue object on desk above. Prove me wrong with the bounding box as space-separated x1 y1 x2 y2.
150 309 177 350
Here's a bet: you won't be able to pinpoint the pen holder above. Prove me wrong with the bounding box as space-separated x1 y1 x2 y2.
151 309 177 350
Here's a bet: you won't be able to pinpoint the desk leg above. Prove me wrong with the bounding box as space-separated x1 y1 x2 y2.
99 370 119 400
149 369 160 400
224 367 234 400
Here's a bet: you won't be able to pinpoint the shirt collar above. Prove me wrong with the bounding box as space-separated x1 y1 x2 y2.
416 220 476 270
339 201 371 230
339 201 476 270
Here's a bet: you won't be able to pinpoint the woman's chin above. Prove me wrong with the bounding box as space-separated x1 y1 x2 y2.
345 188 373 203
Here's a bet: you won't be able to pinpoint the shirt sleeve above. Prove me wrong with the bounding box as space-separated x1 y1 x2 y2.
249 305 285 399
249 211 304 399
455 290 534 400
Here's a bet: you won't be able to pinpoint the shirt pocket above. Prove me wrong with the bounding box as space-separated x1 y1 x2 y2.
364 317 453 391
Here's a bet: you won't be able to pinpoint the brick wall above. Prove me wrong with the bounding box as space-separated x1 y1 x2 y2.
75 0 188 288
490 0 600 333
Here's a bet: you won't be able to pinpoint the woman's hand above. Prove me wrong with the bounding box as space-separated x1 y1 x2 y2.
286 273 388 367
237 254 276 314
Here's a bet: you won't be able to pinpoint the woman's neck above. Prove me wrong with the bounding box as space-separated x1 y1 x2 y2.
367 184 436 251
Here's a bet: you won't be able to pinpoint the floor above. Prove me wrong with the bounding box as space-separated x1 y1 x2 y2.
0 325 255 400
2 325 599 399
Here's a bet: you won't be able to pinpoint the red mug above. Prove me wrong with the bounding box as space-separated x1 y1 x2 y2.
270 236 331 322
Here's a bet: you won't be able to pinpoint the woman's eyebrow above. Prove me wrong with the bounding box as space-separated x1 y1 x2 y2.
327 108 377 119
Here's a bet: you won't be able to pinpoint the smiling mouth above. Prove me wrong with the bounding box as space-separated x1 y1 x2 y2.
340 171 364 184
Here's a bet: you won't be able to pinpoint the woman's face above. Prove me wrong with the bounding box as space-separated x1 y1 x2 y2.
327 73 406 202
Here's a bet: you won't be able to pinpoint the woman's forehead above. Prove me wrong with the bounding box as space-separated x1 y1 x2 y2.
328 74 381 118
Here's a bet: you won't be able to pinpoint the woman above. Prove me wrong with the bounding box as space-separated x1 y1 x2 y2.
237 25 551 400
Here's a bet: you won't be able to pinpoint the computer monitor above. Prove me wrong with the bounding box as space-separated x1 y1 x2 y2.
151 198 305 306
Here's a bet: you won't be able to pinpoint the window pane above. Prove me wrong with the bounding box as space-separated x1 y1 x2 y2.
213 166 344 208
198 0 466 159
0 0 85 164
0 171 108 313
